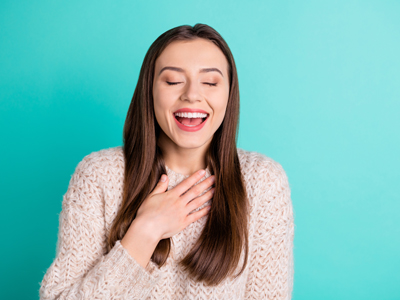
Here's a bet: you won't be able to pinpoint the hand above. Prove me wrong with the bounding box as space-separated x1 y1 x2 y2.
135 169 215 241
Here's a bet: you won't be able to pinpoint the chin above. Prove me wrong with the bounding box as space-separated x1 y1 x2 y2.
175 140 207 149
161 129 214 150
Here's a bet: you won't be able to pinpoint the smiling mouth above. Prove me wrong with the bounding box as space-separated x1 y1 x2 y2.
174 114 209 127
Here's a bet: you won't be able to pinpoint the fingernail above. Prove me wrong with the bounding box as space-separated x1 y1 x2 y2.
210 176 215 183
160 174 167 182
199 170 206 176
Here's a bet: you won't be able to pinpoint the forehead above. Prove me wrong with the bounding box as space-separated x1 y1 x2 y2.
155 38 229 75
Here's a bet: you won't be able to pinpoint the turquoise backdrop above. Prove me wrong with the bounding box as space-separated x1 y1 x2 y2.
1 1 399 299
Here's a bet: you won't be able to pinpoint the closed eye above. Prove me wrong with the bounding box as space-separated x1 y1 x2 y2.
166 81 182 85
203 82 217 86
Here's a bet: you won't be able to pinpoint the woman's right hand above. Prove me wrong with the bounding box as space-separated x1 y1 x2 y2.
120 169 215 268
136 169 215 241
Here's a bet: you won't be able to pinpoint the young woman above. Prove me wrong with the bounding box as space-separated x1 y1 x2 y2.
40 24 294 299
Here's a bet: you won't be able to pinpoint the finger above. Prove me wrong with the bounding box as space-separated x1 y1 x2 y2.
150 174 169 195
186 187 215 213
181 175 215 203
185 205 211 226
171 169 207 196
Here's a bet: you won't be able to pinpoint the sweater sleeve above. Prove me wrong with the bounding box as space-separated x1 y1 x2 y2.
39 155 162 299
244 158 295 300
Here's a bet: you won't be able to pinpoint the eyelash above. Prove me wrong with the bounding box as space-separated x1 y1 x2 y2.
166 81 217 87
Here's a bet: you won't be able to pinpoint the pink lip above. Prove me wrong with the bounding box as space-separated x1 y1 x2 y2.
173 108 209 132
173 108 209 114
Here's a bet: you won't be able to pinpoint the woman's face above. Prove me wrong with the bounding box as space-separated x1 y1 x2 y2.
153 38 230 152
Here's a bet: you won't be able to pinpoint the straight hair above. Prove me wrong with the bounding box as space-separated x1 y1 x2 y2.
106 23 249 286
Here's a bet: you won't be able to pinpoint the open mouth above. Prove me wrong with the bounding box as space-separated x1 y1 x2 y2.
174 112 209 127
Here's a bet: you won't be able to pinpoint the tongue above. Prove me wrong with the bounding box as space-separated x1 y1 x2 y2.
177 117 203 126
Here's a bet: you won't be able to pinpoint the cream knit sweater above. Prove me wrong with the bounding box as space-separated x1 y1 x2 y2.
40 146 294 300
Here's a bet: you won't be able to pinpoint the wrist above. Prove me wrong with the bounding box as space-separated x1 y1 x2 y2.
120 218 161 269
122 217 160 250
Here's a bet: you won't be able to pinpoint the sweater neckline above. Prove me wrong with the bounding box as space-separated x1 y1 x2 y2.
165 165 211 181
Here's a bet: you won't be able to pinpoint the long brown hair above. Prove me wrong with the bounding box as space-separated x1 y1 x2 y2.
107 23 248 286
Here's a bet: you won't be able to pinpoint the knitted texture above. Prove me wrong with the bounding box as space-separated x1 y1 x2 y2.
40 146 294 300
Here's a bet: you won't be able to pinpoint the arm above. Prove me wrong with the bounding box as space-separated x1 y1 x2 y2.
39 155 161 300
245 159 295 300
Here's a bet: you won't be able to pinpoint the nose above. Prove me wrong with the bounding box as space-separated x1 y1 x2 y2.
180 79 203 103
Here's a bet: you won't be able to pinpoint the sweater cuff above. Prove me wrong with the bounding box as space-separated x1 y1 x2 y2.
114 240 161 279
102 240 162 297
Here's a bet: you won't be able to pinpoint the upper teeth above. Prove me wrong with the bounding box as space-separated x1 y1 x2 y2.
174 112 208 118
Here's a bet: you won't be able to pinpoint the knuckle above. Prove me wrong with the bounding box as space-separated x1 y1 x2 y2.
183 177 194 187
199 190 212 201
200 193 210 203
193 185 203 195
165 192 175 201
190 192 210 209
187 214 195 224
189 199 201 209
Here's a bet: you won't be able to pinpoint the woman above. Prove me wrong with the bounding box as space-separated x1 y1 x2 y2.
40 23 294 299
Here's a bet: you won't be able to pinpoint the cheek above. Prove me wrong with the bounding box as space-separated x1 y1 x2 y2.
154 85 177 106
211 92 229 124
153 92 169 126
153 87 171 112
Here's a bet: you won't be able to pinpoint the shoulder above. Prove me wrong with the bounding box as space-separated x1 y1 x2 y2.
237 148 293 225
237 147 291 212
73 146 125 177
66 146 125 196
62 146 125 212
77 146 124 167
237 148 290 192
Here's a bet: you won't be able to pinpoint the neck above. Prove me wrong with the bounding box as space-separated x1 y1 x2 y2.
158 132 211 176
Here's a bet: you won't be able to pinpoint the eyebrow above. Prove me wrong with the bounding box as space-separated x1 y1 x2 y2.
158 66 224 77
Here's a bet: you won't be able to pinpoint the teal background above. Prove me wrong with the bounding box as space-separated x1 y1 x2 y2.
1 0 399 299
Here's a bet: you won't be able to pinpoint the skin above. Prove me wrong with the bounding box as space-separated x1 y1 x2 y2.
153 38 230 175
121 38 230 269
